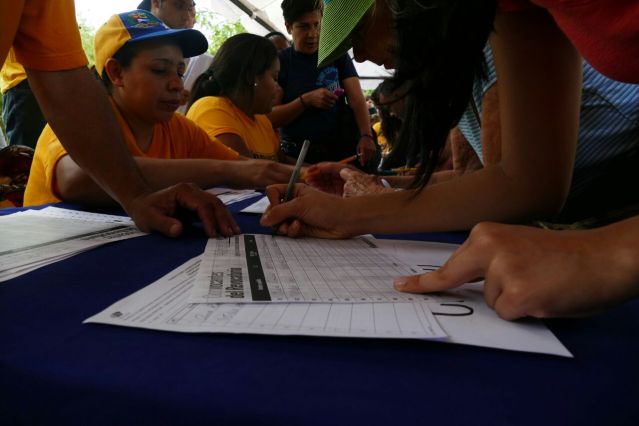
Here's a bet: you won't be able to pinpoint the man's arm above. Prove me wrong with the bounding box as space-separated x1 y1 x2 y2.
27 67 150 205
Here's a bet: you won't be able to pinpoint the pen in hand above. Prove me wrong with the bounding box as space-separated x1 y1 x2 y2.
270 140 310 236
283 139 311 203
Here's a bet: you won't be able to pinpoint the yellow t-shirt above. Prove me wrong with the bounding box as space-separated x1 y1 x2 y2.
1 1 88 72
24 101 240 206
0 49 27 93
373 121 389 154
187 96 280 161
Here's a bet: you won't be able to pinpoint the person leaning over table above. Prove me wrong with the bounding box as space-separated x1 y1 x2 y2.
266 0 376 168
23 10 294 209
260 0 639 320
314 42 639 209
186 33 293 163
1 1 235 238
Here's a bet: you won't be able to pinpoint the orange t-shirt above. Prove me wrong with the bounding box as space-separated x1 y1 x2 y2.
24 100 240 206
1 0 87 72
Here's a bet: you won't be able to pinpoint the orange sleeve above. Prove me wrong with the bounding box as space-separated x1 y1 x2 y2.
11 0 88 71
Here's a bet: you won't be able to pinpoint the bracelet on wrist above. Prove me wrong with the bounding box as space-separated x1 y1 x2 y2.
360 133 374 140
299 95 307 109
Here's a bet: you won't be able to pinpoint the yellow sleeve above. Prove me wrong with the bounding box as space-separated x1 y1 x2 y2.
186 97 243 143
0 50 27 93
23 125 69 206
9 0 88 71
172 113 240 161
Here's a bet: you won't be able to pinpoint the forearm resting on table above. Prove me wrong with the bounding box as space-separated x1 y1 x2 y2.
338 163 571 235
590 216 639 302
26 67 152 207
56 157 240 206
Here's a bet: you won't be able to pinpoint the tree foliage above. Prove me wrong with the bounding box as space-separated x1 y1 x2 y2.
77 17 96 66
194 9 246 55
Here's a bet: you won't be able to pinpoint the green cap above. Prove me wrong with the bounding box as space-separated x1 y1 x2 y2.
318 0 374 67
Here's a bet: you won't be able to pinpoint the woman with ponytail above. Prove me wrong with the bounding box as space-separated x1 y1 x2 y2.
186 33 291 163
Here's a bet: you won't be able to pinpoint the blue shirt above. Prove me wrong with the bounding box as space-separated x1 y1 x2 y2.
458 44 639 220
278 47 358 147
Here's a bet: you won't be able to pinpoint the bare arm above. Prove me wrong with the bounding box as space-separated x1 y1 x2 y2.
56 155 294 206
261 9 583 237
343 77 375 165
27 67 150 206
215 133 252 158
26 66 239 237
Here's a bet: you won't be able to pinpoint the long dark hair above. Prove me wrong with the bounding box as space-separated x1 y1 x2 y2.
386 0 497 188
187 33 277 111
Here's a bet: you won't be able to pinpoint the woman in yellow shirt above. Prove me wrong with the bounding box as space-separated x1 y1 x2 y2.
186 34 290 163
25 11 293 207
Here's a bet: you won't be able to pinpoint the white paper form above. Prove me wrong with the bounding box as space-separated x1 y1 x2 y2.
374 239 573 357
206 188 260 205
240 196 270 214
85 255 572 356
190 234 428 304
0 207 145 282
85 256 447 340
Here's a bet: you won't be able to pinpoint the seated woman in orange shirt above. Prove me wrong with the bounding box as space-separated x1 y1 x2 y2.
186 34 290 163
24 11 293 207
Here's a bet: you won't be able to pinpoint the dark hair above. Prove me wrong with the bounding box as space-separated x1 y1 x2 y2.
100 41 147 93
188 33 278 111
281 0 322 24
387 0 497 189
371 80 404 168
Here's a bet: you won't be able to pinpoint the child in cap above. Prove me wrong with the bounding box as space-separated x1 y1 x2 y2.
24 10 293 207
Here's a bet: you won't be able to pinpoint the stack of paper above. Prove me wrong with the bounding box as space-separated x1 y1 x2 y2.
86 235 572 357
0 207 145 282
206 188 261 205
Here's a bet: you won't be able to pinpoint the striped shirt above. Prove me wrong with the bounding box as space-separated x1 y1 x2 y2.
458 45 639 220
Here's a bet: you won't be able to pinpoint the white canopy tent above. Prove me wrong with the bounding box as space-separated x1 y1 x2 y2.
202 0 392 90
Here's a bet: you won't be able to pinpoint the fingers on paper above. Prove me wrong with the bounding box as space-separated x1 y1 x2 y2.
393 237 487 294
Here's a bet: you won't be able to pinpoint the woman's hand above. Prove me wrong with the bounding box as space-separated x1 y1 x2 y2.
230 159 294 189
341 169 394 197
303 162 353 195
260 183 354 239
393 221 639 320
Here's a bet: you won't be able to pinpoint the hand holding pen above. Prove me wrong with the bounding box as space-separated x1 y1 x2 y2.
282 140 311 203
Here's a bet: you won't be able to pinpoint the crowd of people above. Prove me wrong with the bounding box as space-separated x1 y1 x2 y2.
2 0 639 321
